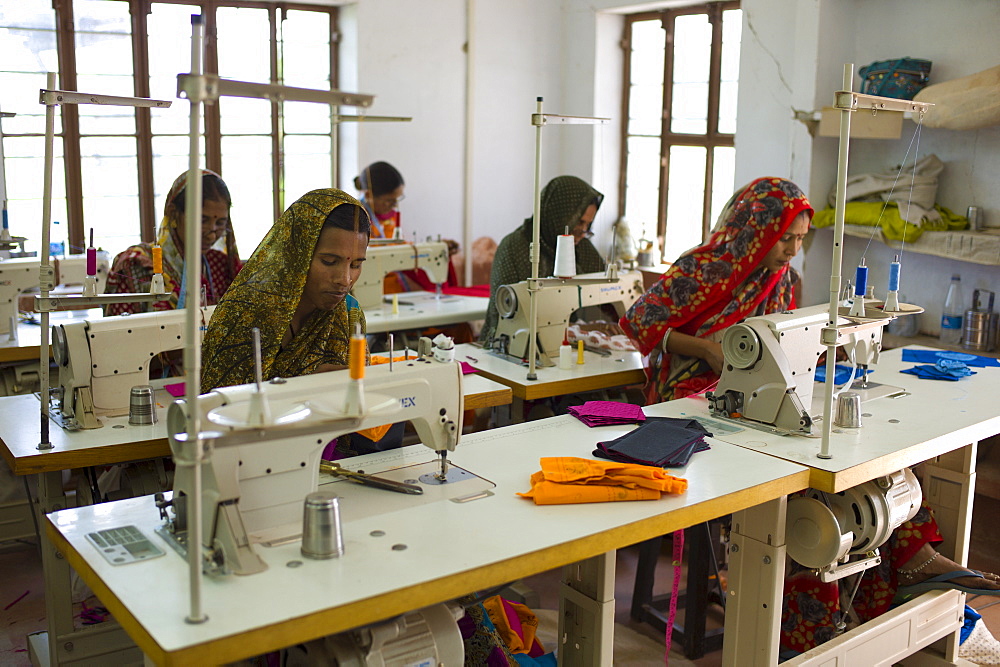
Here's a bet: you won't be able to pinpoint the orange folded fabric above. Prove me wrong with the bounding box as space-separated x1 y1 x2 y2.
356 357 408 440
517 456 687 505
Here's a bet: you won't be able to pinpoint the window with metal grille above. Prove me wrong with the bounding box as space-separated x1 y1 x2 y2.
618 3 741 263
0 0 339 258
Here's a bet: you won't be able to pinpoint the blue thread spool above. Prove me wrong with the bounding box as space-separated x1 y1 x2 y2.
888 259 900 292
854 260 868 298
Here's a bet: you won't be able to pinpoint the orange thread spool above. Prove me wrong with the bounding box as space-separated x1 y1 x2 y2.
349 334 365 380
152 245 163 274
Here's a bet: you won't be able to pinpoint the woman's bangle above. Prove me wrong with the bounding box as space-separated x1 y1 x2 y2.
660 328 673 352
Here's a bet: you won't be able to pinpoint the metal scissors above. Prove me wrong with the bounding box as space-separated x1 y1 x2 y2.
319 460 423 495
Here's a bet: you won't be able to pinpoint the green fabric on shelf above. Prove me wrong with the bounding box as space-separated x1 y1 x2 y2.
812 202 967 241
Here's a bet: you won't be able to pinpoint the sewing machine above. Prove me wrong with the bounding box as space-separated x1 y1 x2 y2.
706 303 899 434
490 269 644 363
159 356 464 576
0 257 42 336
51 305 216 429
351 240 451 310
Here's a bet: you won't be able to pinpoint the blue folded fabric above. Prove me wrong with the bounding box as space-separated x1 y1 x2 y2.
900 359 976 381
815 364 871 384
902 349 1000 368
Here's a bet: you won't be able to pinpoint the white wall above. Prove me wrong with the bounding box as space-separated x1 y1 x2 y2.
323 0 1000 323
736 0 1000 335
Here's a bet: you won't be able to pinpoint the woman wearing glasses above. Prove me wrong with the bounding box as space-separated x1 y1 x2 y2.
481 174 606 345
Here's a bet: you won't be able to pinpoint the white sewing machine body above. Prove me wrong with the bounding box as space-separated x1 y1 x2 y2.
352 241 451 310
163 357 464 576
0 257 41 335
706 303 896 433
51 305 216 428
0 253 111 336
491 269 644 361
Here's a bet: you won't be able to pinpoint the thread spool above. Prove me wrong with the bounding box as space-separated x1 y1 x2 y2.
576 339 585 365
854 261 867 298
849 259 868 317
888 259 900 292
152 245 163 274
349 331 366 380
553 234 576 278
86 229 96 275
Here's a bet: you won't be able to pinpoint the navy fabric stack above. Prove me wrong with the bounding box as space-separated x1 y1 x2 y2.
593 417 711 468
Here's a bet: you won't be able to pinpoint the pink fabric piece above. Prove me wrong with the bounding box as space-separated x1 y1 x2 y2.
460 361 479 375
165 382 185 397
568 400 646 426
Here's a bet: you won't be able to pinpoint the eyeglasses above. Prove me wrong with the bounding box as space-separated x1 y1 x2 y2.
571 221 594 240
375 194 405 207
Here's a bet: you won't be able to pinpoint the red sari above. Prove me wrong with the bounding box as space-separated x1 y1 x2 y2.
619 177 813 403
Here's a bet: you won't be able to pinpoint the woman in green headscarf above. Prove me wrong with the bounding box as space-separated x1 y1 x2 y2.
201 188 369 392
480 175 605 344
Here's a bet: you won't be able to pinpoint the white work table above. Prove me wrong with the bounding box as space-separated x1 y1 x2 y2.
3 369 510 666
455 341 646 409
0 308 102 363
45 413 810 666
642 345 1000 665
0 374 510 477
364 291 488 334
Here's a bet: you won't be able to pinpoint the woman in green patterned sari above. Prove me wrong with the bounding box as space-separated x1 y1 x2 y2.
201 188 370 393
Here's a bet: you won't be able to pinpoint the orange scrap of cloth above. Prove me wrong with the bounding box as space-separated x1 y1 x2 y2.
481 595 546 656
355 356 409 440
517 457 687 505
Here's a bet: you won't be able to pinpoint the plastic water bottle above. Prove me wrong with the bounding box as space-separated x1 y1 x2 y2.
940 274 964 346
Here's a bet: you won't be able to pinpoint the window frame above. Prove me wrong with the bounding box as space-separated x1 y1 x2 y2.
617 2 740 253
4 0 339 254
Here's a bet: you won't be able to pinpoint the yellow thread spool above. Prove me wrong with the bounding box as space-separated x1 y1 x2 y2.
152 245 163 274
577 340 584 364
349 334 366 380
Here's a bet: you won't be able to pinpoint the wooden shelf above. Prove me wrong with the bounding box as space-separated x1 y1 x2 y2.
825 224 1000 266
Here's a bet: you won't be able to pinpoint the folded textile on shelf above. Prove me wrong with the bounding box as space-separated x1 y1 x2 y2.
517 456 687 505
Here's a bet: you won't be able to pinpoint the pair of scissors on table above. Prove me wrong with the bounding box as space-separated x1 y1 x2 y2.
319 460 423 495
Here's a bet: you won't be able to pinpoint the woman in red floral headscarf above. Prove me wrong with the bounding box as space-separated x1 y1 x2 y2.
620 176 812 404
104 169 241 315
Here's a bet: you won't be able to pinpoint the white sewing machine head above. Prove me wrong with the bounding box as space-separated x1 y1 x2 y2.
0 253 112 336
706 303 894 434
0 257 43 335
51 305 215 429
351 240 451 310
162 356 463 575
490 269 644 362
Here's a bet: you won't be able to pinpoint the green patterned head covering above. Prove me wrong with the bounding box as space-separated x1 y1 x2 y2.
201 189 368 392
520 175 604 256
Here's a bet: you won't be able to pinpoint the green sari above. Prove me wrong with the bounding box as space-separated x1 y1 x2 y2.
201 189 367 393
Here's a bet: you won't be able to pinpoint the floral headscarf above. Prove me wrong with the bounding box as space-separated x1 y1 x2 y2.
620 177 813 403
104 169 240 314
201 189 367 393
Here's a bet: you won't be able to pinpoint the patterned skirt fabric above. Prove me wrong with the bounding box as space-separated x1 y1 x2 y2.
780 502 942 653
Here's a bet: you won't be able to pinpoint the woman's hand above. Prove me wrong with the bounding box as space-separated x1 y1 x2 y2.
315 364 348 373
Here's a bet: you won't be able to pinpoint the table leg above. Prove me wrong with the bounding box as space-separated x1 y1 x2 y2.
31 470 138 665
723 497 788 667
557 551 615 667
920 442 977 664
